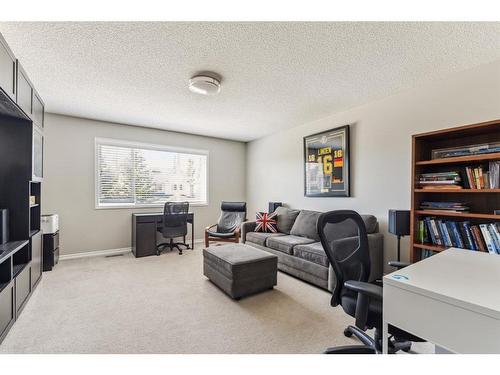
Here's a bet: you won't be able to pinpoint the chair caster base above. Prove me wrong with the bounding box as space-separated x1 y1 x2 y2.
324 345 376 354
391 339 412 353
344 327 353 338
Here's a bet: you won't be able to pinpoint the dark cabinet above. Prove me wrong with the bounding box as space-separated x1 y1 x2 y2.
16 62 33 118
0 281 15 342
33 126 43 180
32 91 44 128
0 35 16 101
31 231 42 288
15 265 31 315
43 231 59 271
0 32 45 344
134 222 158 257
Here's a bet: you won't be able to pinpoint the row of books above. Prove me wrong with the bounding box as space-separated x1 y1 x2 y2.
417 162 500 190
463 162 499 189
431 141 500 159
421 249 435 259
420 201 469 213
417 217 500 254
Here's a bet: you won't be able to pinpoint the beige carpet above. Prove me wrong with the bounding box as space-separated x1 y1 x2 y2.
0 245 433 354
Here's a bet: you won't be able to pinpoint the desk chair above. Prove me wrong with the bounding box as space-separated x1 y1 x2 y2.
157 201 190 255
317 210 423 354
205 202 246 247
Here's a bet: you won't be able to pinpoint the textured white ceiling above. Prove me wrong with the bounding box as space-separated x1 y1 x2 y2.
0 22 499 141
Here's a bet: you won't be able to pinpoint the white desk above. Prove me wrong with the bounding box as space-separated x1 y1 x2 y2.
383 248 500 354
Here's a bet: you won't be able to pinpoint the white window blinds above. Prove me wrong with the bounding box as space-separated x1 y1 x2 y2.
96 139 208 208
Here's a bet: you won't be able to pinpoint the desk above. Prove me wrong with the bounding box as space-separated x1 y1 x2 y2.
383 248 500 354
131 212 194 258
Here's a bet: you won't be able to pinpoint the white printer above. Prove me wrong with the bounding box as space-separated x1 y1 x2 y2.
41 214 59 234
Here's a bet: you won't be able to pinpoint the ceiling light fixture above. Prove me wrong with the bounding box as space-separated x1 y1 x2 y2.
188 73 221 96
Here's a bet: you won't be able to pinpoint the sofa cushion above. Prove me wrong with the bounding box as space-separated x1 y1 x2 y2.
290 210 321 241
293 242 329 267
274 206 300 234
246 231 285 247
266 235 315 255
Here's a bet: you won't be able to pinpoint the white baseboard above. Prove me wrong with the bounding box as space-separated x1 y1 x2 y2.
59 247 132 261
59 239 206 261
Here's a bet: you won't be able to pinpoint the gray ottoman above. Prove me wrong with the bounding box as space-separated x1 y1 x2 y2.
203 244 278 299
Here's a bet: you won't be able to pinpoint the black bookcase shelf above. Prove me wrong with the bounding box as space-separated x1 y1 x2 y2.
29 229 40 237
0 257 11 293
0 240 29 263
12 263 27 278
0 31 45 344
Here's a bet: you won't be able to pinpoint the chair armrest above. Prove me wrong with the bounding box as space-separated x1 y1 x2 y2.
344 280 383 300
344 280 383 330
388 261 410 269
205 223 217 231
240 221 257 243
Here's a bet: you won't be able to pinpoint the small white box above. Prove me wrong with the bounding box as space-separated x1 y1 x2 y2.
42 214 59 234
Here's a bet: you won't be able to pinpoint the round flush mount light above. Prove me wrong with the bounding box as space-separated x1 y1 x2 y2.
188 73 221 96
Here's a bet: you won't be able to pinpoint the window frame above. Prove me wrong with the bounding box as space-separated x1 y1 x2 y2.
94 137 209 209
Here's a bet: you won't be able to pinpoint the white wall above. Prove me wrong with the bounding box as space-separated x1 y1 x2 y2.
246 60 500 265
43 113 246 255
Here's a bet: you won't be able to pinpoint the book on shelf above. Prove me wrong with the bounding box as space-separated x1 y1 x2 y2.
417 171 462 189
421 249 435 259
417 218 500 255
431 141 500 159
420 201 469 212
417 162 499 190
490 161 500 189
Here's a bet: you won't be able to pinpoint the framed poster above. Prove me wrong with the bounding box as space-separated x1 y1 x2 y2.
303 125 350 197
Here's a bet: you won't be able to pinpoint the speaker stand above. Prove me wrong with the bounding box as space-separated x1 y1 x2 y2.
397 235 402 262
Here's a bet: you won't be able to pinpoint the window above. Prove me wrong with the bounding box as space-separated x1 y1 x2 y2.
95 138 208 208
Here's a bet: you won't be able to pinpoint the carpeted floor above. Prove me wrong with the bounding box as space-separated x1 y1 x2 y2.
0 246 433 354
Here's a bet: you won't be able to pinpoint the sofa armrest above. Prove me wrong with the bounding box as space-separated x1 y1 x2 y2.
367 233 384 282
327 233 384 291
240 221 257 243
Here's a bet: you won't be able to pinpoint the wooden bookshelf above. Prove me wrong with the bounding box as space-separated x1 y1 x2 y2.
410 119 500 262
412 243 448 252
414 210 500 220
415 152 500 166
415 188 500 193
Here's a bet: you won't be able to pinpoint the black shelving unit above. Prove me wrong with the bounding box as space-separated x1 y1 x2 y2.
0 31 44 344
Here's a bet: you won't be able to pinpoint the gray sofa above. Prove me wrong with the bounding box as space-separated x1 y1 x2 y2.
241 207 383 291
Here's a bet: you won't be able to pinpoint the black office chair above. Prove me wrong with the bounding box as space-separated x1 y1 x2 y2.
157 201 190 255
317 210 423 354
204 202 247 247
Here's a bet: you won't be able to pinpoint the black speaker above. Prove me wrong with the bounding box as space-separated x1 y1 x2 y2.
0 209 9 244
268 202 283 213
388 209 410 236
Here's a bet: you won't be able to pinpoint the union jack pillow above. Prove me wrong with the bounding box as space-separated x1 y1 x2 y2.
255 211 278 233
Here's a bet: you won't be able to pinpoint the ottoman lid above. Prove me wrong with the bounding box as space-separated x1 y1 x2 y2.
203 244 277 266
